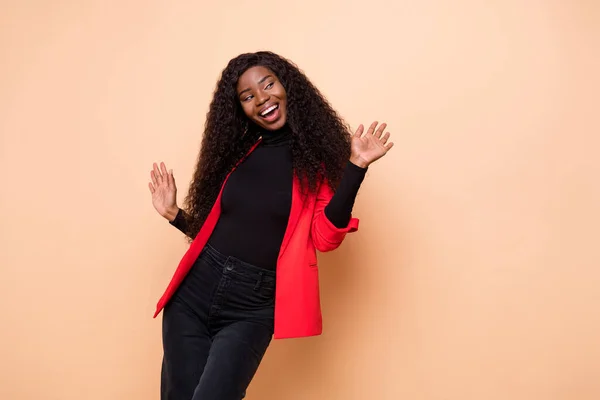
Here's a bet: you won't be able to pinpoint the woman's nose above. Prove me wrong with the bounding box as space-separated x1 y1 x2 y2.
255 91 270 106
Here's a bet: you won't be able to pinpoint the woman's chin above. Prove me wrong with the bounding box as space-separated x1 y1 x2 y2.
259 118 287 131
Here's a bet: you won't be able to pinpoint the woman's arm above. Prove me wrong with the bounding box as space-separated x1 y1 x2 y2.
168 208 193 238
324 160 368 227
311 121 394 251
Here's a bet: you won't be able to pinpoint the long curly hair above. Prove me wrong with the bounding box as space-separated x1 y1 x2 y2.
182 51 352 240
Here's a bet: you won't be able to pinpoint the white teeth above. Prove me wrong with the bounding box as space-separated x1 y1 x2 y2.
260 105 278 117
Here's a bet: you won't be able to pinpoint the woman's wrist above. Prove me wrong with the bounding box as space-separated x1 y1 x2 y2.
164 206 180 222
349 155 369 169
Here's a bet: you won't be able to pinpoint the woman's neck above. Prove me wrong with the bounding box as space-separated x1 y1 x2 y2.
261 124 292 147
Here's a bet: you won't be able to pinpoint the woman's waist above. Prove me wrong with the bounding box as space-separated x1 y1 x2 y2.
200 243 277 286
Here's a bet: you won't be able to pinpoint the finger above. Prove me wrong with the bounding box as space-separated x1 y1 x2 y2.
168 169 175 187
385 142 394 151
153 163 163 184
160 162 170 187
381 132 391 144
353 124 364 138
375 123 387 138
150 170 158 186
366 121 378 136
148 182 155 194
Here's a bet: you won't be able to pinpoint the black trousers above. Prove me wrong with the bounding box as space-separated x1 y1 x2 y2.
161 244 276 400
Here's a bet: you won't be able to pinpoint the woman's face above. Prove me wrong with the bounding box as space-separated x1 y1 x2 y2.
236 66 287 131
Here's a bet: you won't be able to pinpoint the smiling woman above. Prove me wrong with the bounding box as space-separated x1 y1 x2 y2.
147 51 394 400
237 67 288 129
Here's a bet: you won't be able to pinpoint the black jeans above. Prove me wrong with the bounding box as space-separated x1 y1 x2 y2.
161 244 276 400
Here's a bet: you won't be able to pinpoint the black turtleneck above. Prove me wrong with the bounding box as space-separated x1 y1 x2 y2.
170 125 367 270
206 126 294 269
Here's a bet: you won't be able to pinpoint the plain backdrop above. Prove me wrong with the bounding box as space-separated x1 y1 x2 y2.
1 1 599 399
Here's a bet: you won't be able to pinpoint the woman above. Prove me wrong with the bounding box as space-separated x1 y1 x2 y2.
148 51 393 400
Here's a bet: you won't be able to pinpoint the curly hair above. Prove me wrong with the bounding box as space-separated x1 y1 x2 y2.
182 51 352 240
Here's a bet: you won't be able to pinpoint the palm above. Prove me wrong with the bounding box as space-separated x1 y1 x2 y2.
148 162 178 218
152 181 176 215
350 121 394 167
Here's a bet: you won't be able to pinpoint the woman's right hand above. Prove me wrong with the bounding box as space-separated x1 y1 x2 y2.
148 162 179 221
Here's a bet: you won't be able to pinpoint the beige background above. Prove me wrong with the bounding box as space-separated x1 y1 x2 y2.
1 1 599 399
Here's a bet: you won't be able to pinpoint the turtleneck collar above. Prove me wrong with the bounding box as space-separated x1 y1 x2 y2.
260 124 292 147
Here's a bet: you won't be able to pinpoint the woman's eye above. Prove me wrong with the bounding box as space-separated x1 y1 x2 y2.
243 95 253 101
266 82 274 89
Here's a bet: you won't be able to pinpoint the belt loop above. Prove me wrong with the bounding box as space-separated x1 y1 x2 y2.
254 272 264 291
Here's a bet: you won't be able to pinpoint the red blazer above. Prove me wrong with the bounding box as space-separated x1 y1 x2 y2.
153 140 359 339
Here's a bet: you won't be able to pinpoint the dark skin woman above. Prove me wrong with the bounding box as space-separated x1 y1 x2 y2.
149 51 393 400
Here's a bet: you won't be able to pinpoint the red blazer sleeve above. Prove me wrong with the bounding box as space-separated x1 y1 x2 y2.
310 180 359 252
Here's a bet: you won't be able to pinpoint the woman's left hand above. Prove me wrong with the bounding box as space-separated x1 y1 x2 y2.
350 121 394 168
